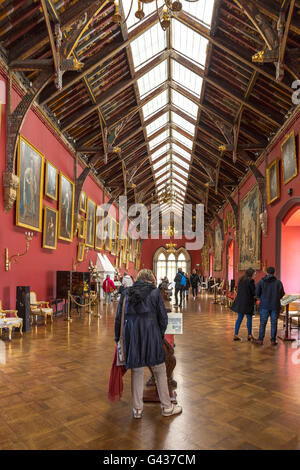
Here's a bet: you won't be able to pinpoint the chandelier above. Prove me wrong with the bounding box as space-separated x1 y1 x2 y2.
160 183 178 204
113 0 200 31
162 224 178 237
166 241 177 253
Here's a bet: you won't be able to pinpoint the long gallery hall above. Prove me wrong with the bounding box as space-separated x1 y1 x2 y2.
0 0 300 454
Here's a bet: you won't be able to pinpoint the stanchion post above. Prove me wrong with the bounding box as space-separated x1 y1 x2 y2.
278 304 296 342
67 290 72 322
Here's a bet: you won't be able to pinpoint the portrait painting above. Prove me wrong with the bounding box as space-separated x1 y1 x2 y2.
214 224 223 271
16 136 44 232
42 206 57 250
239 185 261 270
77 242 85 262
58 173 74 242
45 160 58 200
111 218 117 255
78 216 86 240
281 131 297 184
86 198 96 248
105 216 112 252
95 206 104 250
266 159 280 204
80 192 87 213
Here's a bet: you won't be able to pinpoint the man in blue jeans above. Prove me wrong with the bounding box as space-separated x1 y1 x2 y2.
253 267 285 346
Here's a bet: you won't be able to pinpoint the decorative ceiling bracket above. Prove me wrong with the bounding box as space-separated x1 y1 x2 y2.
3 71 53 212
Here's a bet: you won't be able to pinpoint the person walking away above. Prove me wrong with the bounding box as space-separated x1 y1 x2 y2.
231 268 256 341
174 268 185 307
122 271 133 290
114 269 182 418
102 275 116 304
190 269 200 300
184 273 190 302
253 267 285 345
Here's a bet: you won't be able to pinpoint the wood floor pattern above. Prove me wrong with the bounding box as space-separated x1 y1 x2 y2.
1 293 300 450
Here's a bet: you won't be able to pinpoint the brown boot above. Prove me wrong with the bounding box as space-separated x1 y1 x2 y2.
253 338 263 345
248 334 254 341
233 335 241 341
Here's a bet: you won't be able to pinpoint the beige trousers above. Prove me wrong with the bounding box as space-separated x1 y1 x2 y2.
131 362 172 411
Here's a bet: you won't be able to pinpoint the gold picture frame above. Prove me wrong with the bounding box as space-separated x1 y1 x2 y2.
58 172 74 242
239 185 261 270
42 206 57 250
78 242 85 262
45 160 58 201
78 216 86 240
16 135 44 232
266 159 280 204
80 192 87 213
86 198 96 248
281 130 297 184
95 206 104 250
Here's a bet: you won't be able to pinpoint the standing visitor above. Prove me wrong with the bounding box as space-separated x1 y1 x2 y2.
253 267 285 345
174 268 185 308
231 268 256 341
114 269 182 418
190 269 200 300
184 273 190 302
102 275 116 304
122 272 133 289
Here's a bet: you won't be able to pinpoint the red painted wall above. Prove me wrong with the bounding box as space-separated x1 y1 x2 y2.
0 70 137 309
281 226 300 293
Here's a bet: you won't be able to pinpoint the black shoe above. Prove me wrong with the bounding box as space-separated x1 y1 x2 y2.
179 304 182 308
271 340 278 345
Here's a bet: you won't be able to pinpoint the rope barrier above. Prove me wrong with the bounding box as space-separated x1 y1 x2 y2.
69 293 94 308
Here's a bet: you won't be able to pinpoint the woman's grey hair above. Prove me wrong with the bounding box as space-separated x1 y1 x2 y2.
136 269 156 284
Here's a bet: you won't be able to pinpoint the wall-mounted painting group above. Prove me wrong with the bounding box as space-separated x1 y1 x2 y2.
15 135 141 270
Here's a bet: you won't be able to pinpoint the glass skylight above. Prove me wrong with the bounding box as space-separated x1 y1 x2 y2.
172 19 208 67
151 143 170 160
172 60 203 97
172 129 193 149
138 61 168 98
146 112 168 137
172 89 198 118
171 112 195 136
173 143 192 160
173 154 190 169
131 22 166 69
149 129 169 150
173 162 189 176
183 0 214 26
124 0 165 30
142 89 168 120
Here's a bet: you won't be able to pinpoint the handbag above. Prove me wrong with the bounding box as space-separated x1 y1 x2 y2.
116 295 126 366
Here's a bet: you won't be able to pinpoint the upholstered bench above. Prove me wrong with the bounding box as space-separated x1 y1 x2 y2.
0 303 23 341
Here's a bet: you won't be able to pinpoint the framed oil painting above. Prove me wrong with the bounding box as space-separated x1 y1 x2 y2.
104 216 112 252
45 160 58 200
281 131 297 184
78 216 86 240
239 185 261 270
86 198 96 248
214 224 223 271
77 242 85 262
16 136 44 232
95 206 104 250
266 159 280 204
58 173 74 242
111 218 117 255
80 192 87 213
42 206 57 250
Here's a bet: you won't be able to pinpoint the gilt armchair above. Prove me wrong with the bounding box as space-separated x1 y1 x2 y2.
30 292 53 326
0 301 23 341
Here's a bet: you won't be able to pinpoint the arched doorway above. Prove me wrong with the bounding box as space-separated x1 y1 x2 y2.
276 197 300 294
153 247 191 283
227 239 234 285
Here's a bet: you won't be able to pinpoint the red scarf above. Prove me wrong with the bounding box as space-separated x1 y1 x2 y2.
108 346 127 402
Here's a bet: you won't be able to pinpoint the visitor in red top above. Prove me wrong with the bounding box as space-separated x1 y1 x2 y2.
102 275 116 304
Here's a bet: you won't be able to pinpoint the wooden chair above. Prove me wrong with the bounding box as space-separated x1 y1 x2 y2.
30 292 53 326
0 301 23 341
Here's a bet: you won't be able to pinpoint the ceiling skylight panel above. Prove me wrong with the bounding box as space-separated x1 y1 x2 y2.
156 165 169 178
172 162 189 175
151 143 170 160
172 89 198 118
149 129 169 150
138 61 167 98
146 113 168 137
172 143 191 160
172 155 189 169
172 60 203 97
172 130 193 149
143 90 168 119
182 0 214 26
173 173 188 185
125 0 165 29
131 22 166 69
171 112 195 136
172 19 208 67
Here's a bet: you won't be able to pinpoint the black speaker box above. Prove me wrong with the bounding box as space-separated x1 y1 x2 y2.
16 286 31 332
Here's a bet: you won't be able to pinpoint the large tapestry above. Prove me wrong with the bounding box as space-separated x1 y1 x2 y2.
214 224 223 271
239 185 261 270
16 136 44 231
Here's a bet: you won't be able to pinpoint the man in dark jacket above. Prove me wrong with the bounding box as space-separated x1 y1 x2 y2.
190 269 200 300
253 267 285 345
174 268 185 308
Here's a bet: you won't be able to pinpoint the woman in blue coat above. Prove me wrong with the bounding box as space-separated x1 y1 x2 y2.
115 269 182 419
231 268 256 341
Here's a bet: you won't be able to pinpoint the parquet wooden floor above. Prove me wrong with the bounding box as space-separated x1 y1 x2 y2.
1 293 300 450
